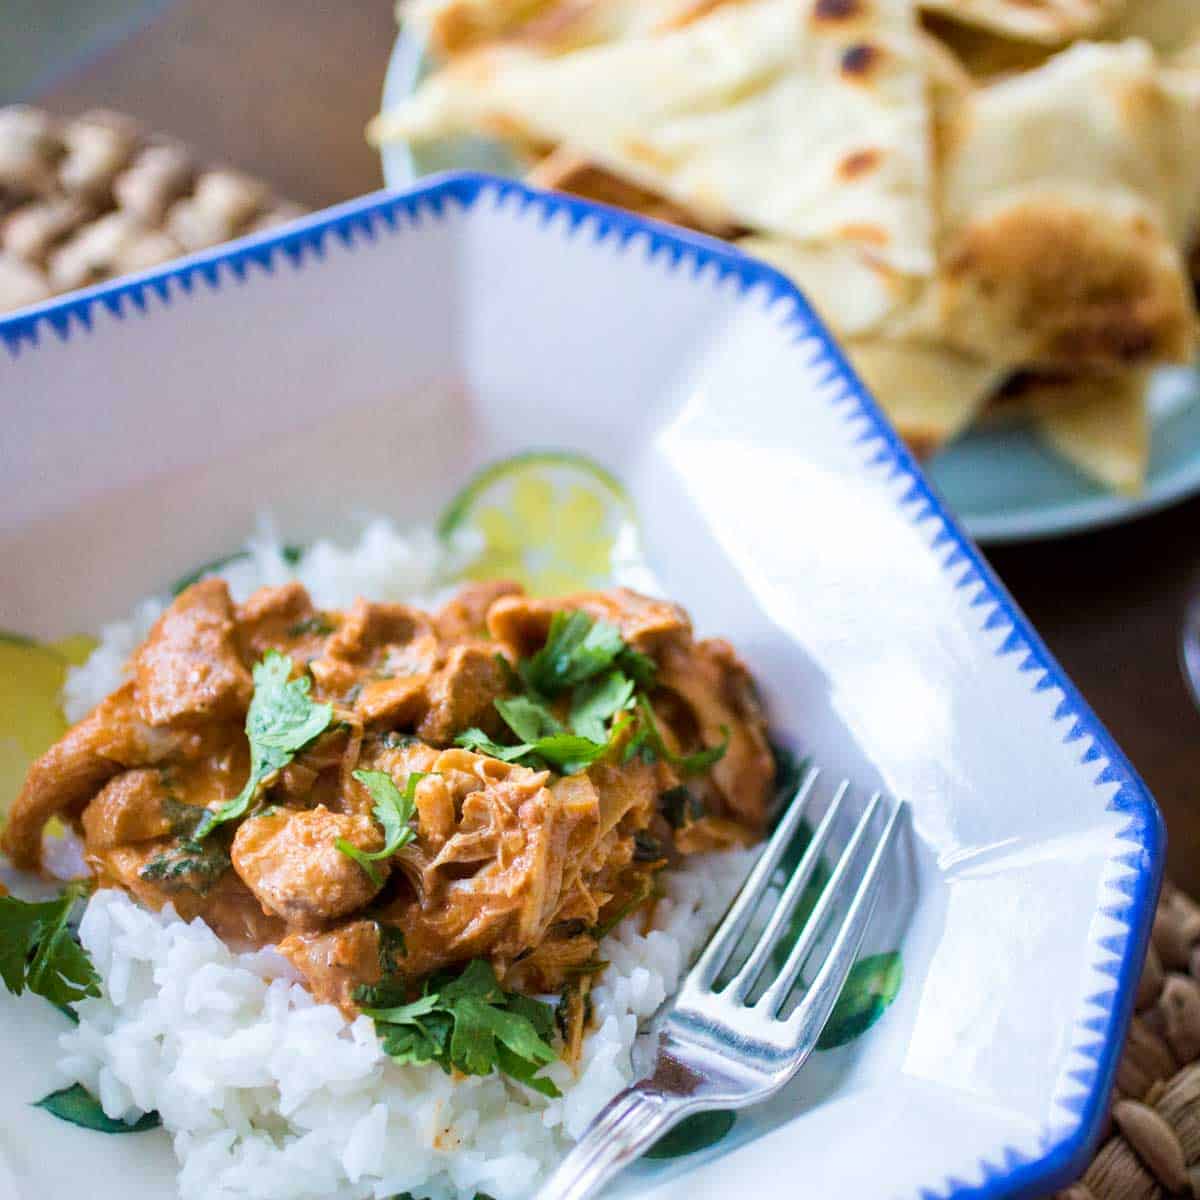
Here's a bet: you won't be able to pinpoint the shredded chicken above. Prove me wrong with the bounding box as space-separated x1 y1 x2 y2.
5 580 774 1013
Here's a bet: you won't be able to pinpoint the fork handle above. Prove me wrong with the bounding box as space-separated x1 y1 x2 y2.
536 1086 691 1200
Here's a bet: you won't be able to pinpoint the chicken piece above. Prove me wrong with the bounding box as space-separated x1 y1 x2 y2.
236 582 326 663
4 682 183 869
309 597 440 698
80 768 173 850
8 583 259 870
416 644 507 744
363 748 593 978
279 919 383 1014
433 579 523 642
92 836 283 947
135 579 253 727
487 587 690 656
231 806 386 929
657 637 774 829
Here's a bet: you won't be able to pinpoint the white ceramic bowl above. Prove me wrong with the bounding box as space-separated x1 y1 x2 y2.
0 174 1163 1200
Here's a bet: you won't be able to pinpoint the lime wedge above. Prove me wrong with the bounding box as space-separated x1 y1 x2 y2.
0 638 70 822
49 634 99 667
439 452 644 595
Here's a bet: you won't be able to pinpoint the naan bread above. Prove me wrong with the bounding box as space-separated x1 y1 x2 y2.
1031 369 1150 492
404 0 715 58
375 0 935 274
1102 0 1200 54
737 235 933 339
936 40 1200 368
917 0 1126 45
527 147 747 236
846 339 1003 455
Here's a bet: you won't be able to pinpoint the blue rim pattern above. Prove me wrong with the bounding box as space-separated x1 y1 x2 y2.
0 171 1164 1200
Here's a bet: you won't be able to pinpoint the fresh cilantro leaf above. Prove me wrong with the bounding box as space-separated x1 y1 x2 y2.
519 611 624 697
569 670 635 743
358 959 560 1095
593 875 654 939
377 923 408 976
0 883 100 1010
635 694 729 774
616 646 658 690
286 615 334 638
35 1084 161 1134
661 785 707 829
527 733 612 775
194 651 333 839
335 770 425 885
495 695 564 742
455 727 615 776
139 836 231 894
455 728 532 762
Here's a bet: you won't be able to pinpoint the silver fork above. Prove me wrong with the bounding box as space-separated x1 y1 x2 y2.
536 767 908 1200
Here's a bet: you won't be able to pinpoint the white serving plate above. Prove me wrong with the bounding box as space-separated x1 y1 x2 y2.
0 174 1162 1200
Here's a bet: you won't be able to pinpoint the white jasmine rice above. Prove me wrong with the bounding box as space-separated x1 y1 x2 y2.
54 517 756 1200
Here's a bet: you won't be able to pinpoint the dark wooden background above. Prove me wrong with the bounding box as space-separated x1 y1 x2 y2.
35 0 1200 889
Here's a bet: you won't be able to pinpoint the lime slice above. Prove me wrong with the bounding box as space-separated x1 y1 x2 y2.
49 634 99 667
0 638 70 822
439 452 645 595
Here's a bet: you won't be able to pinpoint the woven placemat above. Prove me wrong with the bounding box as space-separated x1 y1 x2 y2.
1057 881 1200 1199
0 105 305 315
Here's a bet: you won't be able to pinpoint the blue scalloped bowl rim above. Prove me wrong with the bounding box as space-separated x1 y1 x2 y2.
0 172 1165 1200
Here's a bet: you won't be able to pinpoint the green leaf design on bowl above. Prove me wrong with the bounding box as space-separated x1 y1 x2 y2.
644 1109 737 1160
34 1084 161 1133
817 952 903 1051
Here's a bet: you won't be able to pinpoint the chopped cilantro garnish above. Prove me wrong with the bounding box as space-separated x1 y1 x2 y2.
569 670 636 743
357 959 560 1096
194 651 333 839
661 785 706 829
0 883 100 1010
455 726 619 776
287 615 334 638
139 836 231 893
635 694 729 774
519 610 625 697
377 923 408 975
336 770 425 885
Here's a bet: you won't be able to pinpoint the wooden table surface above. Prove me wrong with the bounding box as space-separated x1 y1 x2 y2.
35 0 1200 888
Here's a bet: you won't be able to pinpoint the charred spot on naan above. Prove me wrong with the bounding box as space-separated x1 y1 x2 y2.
840 41 888 82
940 194 1197 368
812 0 872 27
836 147 886 181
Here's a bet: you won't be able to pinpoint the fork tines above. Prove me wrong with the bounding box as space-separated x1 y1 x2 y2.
684 764 906 1025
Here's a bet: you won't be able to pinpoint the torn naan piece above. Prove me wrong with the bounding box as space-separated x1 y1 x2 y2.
917 0 1127 45
374 0 936 275
937 40 1200 370
1101 0 1200 55
1030 369 1151 492
527 148 748 236
737 235 933 339
845 339 1003 456
403 0 715 58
